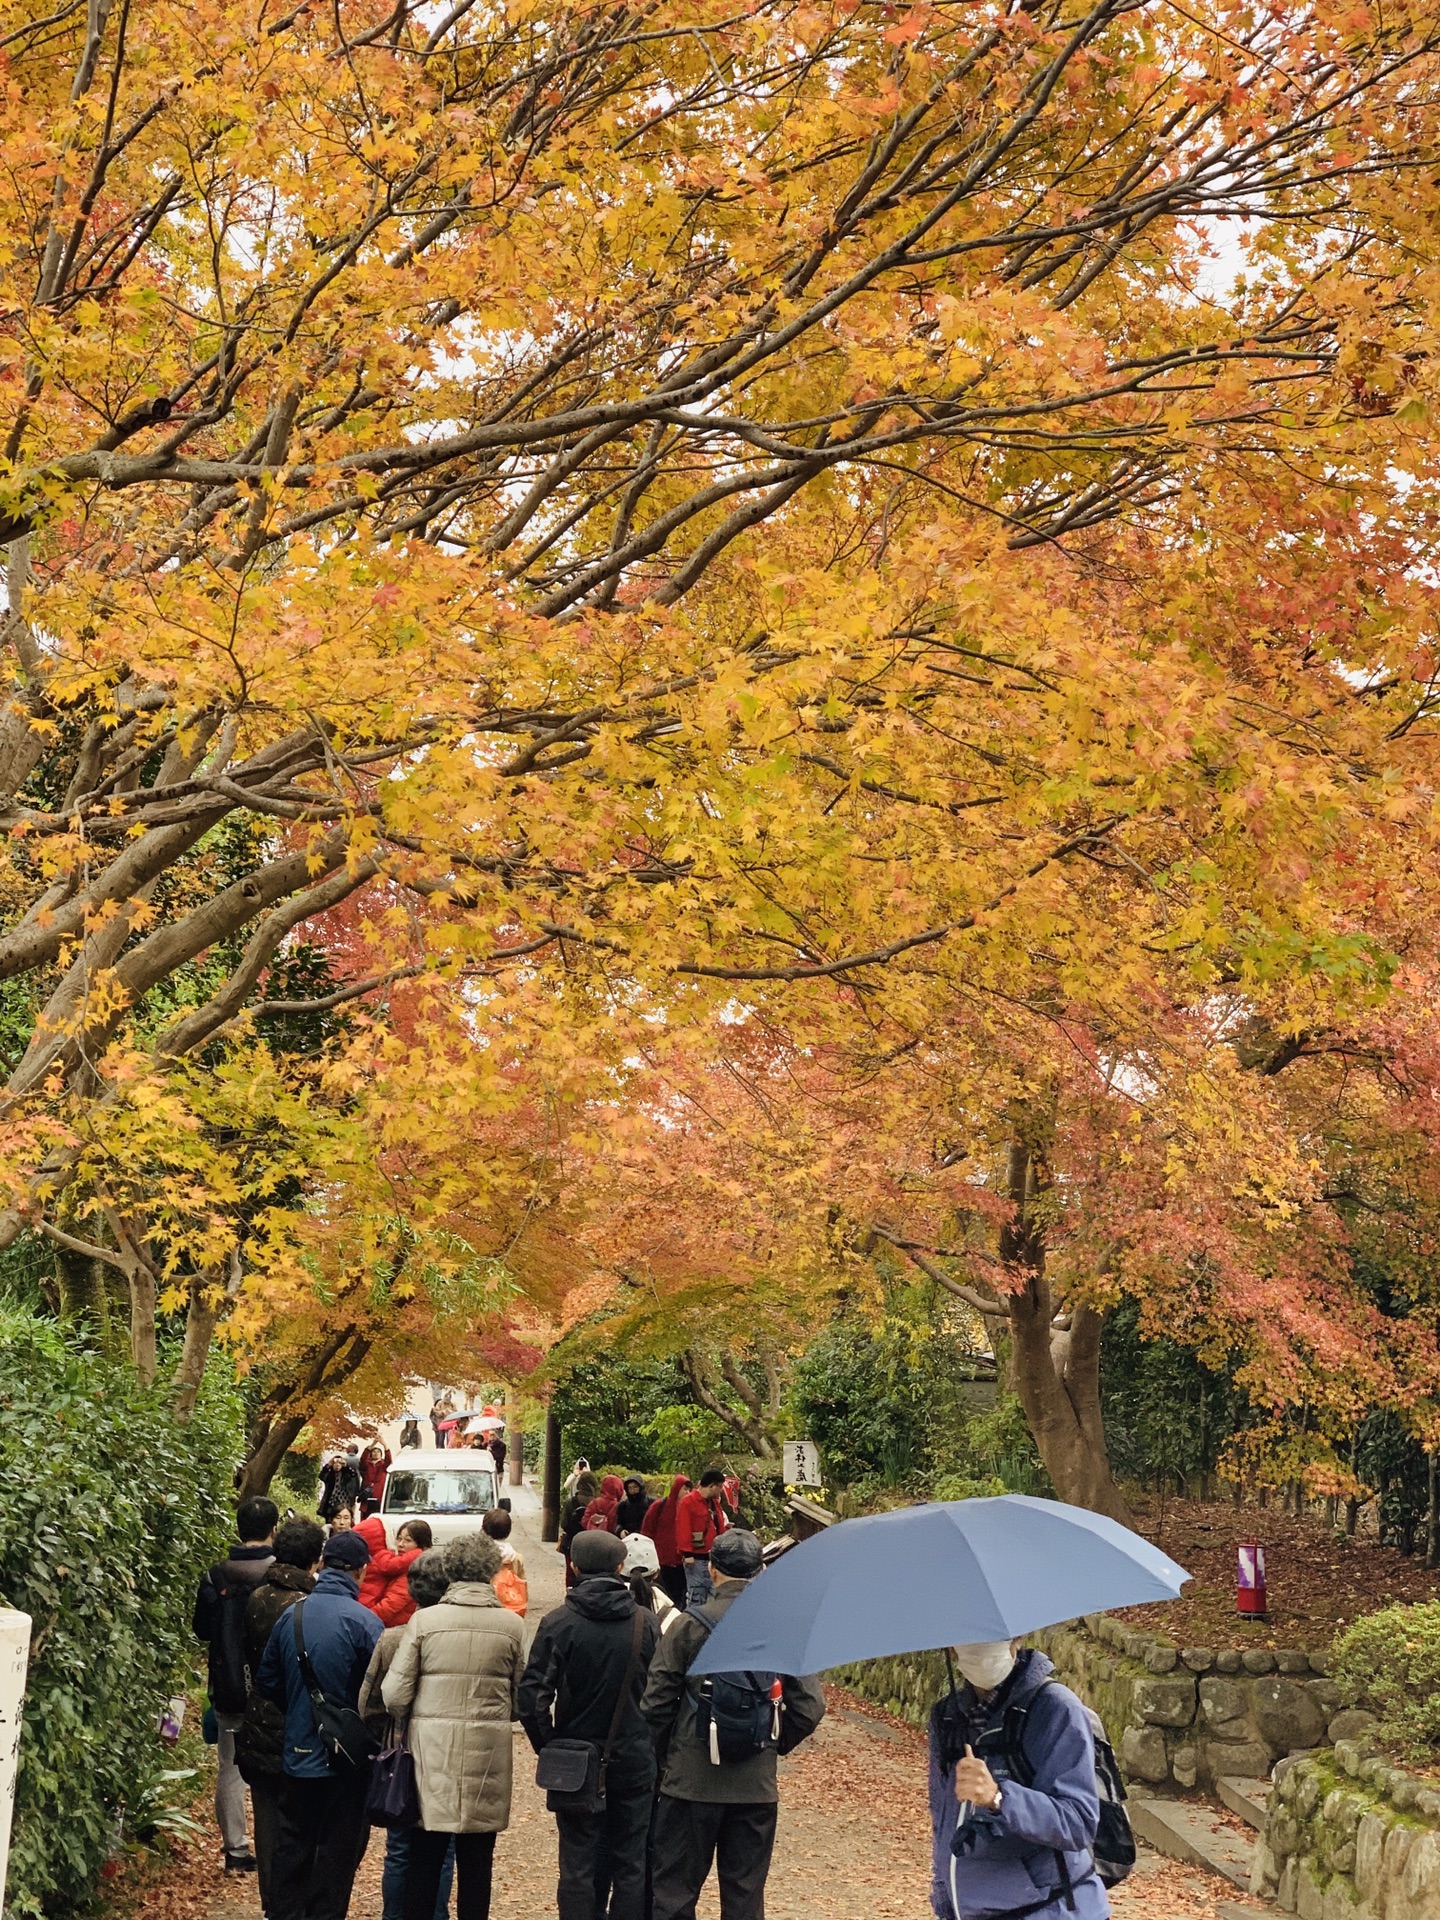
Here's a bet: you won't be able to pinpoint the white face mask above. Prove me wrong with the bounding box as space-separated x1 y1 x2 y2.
953 1641 1016 1691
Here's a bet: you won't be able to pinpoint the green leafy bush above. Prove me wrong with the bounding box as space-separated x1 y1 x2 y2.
1331 1601 1440 1758
637 1404 734 1476
0 1315 240 1915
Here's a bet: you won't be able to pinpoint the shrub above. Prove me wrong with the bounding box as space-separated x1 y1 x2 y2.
0 1315 240 1915
1331 1601 1440 1758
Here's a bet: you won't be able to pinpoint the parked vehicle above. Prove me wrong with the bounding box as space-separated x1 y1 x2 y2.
379 1452 499 1547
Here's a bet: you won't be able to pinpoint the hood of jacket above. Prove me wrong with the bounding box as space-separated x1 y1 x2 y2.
314 1566 361 1600
444 1580 503 1610
599 1474 625 1500
567 1576 635 1624
263 1563 316 1595
354 1514 387 1556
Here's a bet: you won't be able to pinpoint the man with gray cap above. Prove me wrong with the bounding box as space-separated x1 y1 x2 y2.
519 1528 662 1920
641 1529 826 1920
256 1528 383 1920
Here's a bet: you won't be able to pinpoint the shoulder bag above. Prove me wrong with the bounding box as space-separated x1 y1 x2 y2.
291 1600 380 1771
535 1606 646 1812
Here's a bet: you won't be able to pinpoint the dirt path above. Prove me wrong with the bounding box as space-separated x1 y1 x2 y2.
178 1496 1264 1920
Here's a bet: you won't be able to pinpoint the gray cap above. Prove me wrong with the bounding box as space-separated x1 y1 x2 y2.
570 1529 627 1575
710 1529 763 1578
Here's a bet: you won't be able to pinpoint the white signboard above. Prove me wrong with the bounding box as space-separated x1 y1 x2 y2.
0 1609 31 1912
784 1440 824 1487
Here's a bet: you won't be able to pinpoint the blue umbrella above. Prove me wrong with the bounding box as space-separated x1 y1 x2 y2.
688 1494 1189 1676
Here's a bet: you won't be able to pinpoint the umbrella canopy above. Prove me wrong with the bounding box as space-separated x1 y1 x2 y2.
471 1414 505 1432
688 1495 1189 1677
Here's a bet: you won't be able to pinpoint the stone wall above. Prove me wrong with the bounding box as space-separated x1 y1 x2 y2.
835 1613 1346 1792
1254 1743 1440 1919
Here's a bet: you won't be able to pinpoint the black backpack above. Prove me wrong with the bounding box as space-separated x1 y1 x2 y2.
684 1603 785 1765
208 1569 257 1715
934 1664 1134 1899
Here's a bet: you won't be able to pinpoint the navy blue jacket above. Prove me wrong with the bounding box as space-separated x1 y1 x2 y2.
928 1649 1109 1920
255 1567 382 1779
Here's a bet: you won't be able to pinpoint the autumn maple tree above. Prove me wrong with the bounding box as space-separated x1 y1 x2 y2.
4 0 1440 1499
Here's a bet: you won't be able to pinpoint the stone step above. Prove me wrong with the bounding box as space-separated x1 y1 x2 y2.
1129 1795 1258 1889
1216 1902 1277 1919
1216 1775 1273 1831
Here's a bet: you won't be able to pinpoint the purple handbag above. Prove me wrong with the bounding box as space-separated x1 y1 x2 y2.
366 1724 421 1829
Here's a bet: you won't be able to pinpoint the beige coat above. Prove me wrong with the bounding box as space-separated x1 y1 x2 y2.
382 1581 524 1833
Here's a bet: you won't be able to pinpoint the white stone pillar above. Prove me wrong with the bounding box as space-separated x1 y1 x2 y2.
0 1610 31 1912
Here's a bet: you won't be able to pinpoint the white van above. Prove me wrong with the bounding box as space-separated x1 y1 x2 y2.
379 1449 499 1548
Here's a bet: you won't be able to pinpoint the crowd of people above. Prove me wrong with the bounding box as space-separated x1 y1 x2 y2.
194 1453 1113 1920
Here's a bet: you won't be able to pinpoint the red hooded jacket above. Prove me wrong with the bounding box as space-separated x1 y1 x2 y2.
641 1475 692 1568
353 1514 423 1627
581 1474 626 1533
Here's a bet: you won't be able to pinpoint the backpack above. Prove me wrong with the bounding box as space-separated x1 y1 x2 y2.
935 1669 1134 1896
209 1570 255 1715
684 1603 784 1766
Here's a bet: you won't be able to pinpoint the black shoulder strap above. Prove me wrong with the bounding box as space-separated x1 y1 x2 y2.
291 1598 321 1695
597 1607 647 1797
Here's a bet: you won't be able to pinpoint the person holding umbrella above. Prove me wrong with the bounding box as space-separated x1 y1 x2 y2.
930 1639 1110 1919
684 1495 1188 1920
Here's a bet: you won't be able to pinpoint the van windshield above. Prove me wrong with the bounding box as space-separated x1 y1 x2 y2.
383 1468 496 1515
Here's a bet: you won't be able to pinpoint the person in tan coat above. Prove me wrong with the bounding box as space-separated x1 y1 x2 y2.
382 1532 523 1920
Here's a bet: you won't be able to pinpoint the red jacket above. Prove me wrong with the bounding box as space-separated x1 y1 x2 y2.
353 1515 422 1627
581 1474 625 1534
360 1448 391 1503
642 1475 691 1568
675 1488 728 1560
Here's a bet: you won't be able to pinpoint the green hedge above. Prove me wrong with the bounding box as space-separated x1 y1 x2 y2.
1331 1600 1440 1759
0 1315 239 1915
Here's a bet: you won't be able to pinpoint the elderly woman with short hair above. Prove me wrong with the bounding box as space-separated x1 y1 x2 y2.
382 1532 524 1920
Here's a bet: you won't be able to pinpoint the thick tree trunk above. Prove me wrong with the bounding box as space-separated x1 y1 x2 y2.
998 1138 1131 1525
236 1323 372 1492
236 1413 310 1502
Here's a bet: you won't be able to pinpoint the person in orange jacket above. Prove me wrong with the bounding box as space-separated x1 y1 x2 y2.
353 1511 432 1627
674 1470 729 1606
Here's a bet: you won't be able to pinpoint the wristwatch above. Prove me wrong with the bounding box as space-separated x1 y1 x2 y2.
990 1787 1004 1814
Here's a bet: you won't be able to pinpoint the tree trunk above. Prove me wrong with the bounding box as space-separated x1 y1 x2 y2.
128 1262 156 1387
998 1139 1131 1525
236 1413 310 1501
1427 1452 1438 1571
172 1272 222 1422
542 1408 561 1544
679 1349 779 1458
508 1431 523 1485
236 1323 371 1490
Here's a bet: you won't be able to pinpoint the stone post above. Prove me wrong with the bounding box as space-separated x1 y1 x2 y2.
0 1609 31 1911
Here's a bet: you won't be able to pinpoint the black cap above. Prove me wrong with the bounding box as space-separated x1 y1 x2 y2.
570 1530 627 1575
321 1531 371 1571
710 1529 763 1578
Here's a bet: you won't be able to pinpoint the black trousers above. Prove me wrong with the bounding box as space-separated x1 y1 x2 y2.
650 1796 778 1920
556 1766 655 1920
269 1769 372 1920
403 1827 496 1920
248 1770 284 1917
656 1565 687 1610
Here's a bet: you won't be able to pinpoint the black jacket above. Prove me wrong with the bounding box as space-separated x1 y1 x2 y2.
318 1459 362 1520
616 1490 653 1534
193 1543 274 1709
234 1563 315 1780
519 1577 661 1775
